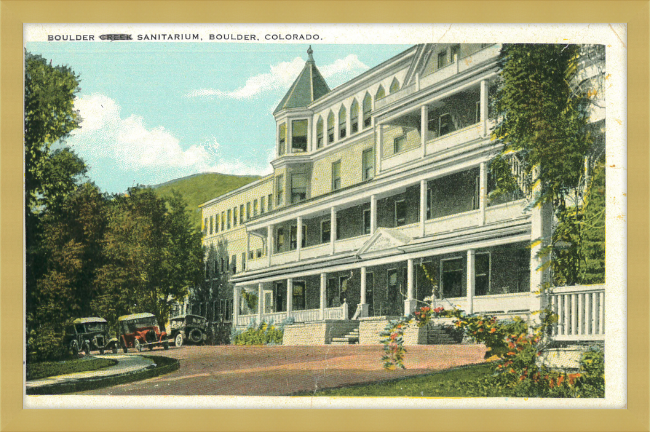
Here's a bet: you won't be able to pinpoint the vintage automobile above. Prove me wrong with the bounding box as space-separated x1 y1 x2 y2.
168 314 208 347
118 312 169 352
64 317 119 355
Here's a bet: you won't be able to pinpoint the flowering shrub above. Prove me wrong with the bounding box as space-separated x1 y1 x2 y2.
233 321 283 345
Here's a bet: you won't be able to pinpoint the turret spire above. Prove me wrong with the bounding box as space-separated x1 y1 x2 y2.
307 45 314 63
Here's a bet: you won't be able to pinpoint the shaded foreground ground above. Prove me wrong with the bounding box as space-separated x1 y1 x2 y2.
77 344 487 396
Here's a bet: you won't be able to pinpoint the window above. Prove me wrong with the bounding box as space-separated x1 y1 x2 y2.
389 78 400 94
375 85 385 101
227 209 232 229
239 204 244 224
326 277 338 307
332 161 341 191
426 186 432 219
221 212 225 231
475 253 490 296
393 134 406 154
241 252 246 271
441 258 464 297
475 100 481 124
231 255 237 274
363 209 371 234
290 225 307 250
276 175 284 206
362 93 372 128
249 250 254 260
209 215 213 234
267 194 273 211
316 117 324 148
473 174 480 210
437 50 448 69
278 123 286 156
291 173 308 203
260 196 265 214
246 202 251 219
327 112 335 143
256 248 262 258
293 281 306 310
350 100 359 134
450 44 460 62
439 113 454 136
395 199 407 226
276 227 284 251
321 220 331 243
253 199 258 217
362 148 374 181
233 207 237 227
291 119 308 151
338 106 347 139
220 257 225 273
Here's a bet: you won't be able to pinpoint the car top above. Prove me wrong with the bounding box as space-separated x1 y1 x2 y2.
73 317 107 324
118 312 155 322
170 314 206 320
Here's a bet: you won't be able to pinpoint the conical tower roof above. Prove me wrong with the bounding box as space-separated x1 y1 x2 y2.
274 46 330 114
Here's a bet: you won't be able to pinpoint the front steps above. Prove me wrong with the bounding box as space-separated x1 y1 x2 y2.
330 328 359 345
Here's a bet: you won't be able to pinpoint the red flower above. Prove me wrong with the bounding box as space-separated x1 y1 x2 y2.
489 328 497 333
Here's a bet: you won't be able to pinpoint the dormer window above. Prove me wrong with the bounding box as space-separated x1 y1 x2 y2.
390 78 400 94
350 100 359 134
375 85 386 101
291 119 308 152
338 106 347 139
316 117 324 148
278 123 286 156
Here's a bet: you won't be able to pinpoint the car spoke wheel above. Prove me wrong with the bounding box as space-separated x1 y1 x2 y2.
99 348 104 355
189 329 202 344
84 344 91 356
122 342 128 353
163 341 169 350
112 345 118 354
174 333 183 348
134 339 142 353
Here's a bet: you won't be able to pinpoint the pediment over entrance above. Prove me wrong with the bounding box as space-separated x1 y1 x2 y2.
356 228 412 257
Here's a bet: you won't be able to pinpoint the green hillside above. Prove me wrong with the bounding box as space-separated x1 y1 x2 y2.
152 173 261 228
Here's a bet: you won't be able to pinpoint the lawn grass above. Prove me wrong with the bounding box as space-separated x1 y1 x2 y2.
311 363 497 397
26 357 117 381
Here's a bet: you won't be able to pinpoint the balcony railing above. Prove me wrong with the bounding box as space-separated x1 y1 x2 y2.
425 123 483 156
424 209 481 236
549 285 605 341
444 292 531 315
235 303 348 327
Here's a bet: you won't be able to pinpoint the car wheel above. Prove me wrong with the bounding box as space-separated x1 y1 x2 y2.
174 333 183 348
163 341 169 350
189 329 202 344
148 344 153 351
122 342 128 353
84 344 91 356
99 348 104 355
71 341 79 356
112 345 118 354
134 339 142 353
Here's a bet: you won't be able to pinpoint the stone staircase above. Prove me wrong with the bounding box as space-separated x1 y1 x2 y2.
330 328 360 345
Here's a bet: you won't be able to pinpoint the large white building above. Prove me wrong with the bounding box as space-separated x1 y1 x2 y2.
198 43 606 345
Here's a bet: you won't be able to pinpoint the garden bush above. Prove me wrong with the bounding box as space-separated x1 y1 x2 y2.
233 321 283 345
26 325 70 363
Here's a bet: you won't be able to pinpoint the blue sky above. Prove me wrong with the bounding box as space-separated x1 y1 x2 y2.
27 42 411 194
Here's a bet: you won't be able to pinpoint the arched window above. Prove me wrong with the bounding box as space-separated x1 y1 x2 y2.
390 78 400 94
278 123 286 156
316 117 324 149
327 112 335 144
350 99 359 134
338 106 347 139
375 85 386 101
362 93 372 128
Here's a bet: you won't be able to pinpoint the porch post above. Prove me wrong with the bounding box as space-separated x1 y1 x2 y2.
257 282 264 324
530 165 553 321
267 224 274 266
375 124 383 174
467 249 476 315
296 216 303 261
330 206 337 254
359 266 369 318
286 279 293 318
420 179 427 237
404 259 417 314
233 285 241 327
480 79 489 137
479 162 487 226
421 105 428 157
320 273 327 320
370 195 377 234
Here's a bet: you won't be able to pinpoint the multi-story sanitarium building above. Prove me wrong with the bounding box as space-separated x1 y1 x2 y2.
199 44 605 345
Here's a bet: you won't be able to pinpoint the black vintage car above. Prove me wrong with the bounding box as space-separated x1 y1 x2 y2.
168 314 208 347
63 317 119 355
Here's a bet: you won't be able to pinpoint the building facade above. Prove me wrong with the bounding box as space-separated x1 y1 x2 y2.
198 43 606 344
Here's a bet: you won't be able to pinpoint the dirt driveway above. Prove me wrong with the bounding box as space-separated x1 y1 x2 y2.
78 344 487 396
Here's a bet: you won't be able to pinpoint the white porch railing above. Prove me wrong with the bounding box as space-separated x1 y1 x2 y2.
425 209 480 235
235 304 348 327
549 285 605 341
335 234 371 254
445 292 532 315
484 199 528 224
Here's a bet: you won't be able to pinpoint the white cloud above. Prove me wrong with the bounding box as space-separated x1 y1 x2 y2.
187 54 369 100
69 94 269 180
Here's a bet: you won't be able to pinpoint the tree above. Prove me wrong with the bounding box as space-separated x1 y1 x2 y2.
491 44 604 285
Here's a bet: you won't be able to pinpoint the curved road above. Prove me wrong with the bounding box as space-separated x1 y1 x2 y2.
77 344 487 396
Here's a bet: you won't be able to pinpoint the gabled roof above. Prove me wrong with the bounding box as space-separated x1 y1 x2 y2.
274 46 330 114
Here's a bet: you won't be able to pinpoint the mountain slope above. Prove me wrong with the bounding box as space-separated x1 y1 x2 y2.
152 173 261 228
